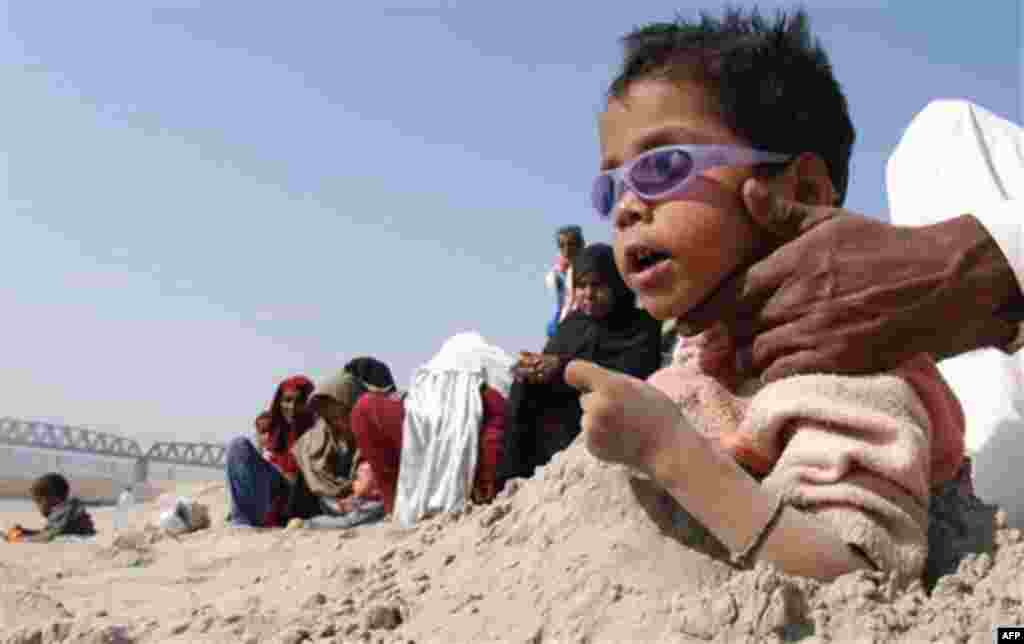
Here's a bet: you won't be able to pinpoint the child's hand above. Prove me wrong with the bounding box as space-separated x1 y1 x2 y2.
4 525 25 543
565 360 690 476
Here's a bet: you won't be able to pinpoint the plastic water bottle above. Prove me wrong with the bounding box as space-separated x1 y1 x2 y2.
115 489 135 533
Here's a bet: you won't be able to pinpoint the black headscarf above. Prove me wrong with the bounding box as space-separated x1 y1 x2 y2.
498 243 662 484
344 357 397 393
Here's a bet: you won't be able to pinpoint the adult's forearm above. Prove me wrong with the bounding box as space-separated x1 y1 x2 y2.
928 214 1023 357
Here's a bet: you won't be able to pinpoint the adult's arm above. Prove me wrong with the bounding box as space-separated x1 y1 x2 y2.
684 180 1023 383
687 99 1024 382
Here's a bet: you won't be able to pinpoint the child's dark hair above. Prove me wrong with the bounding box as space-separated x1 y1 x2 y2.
555 225 584 244
607 7 855 205
30 472 70 502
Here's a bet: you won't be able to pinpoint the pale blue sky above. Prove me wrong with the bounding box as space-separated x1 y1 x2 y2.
2 2 1020 446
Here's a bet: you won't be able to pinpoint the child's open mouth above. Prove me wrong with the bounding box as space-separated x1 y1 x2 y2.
625 244 672 289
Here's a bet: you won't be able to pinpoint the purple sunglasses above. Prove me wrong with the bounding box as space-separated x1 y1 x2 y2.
592 144 791 218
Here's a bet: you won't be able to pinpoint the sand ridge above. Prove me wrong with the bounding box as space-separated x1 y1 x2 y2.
0 441 1020 643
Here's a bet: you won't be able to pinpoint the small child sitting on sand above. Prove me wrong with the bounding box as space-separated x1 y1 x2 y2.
5 473 96 543
566 7 988 585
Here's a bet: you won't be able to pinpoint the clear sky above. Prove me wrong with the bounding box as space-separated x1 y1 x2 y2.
2 2 1020 447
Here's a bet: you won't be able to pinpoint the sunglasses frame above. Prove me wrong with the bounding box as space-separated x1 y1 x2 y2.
593 144 792 218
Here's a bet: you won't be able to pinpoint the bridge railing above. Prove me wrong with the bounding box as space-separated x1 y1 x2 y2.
0 417 228 485
0 417 142 459
143 441 226 468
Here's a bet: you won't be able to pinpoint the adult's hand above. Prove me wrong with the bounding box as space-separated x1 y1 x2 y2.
513 352 562 384
683 179 1022 382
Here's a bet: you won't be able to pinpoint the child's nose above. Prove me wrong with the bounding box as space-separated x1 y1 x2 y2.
613 191 653 230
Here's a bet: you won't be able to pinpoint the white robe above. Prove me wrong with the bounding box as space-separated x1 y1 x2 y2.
393 332 516 527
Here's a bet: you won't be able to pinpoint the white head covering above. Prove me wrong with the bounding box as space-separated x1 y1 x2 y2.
887 99 1024 226
422 331 516 398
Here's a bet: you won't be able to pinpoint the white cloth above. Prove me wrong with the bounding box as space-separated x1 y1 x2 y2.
887 98 1024 526
394 332 516 527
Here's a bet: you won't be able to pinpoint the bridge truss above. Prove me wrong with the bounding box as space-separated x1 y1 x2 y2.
0 417 143 459
0 417 227 479
144 441 226 468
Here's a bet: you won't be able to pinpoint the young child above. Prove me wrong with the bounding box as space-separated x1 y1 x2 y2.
566 7 980 585
254 410 274 461
7 473 96 543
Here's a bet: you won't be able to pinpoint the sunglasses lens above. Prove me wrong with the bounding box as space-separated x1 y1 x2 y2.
591 174 616 217
630 148 693 196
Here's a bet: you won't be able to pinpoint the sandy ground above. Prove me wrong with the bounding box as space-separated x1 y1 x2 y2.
1 441 1023 644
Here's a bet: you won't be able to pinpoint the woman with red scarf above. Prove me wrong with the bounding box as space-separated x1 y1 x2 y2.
226 375 315 527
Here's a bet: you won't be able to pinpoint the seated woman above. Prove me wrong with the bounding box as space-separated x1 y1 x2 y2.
225 375 315 527
498 243 663 485
351 339 508 521
286 370 369 521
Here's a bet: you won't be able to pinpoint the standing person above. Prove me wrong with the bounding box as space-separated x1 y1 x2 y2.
545 226 585 338
225 375 315 527
500 243 662 484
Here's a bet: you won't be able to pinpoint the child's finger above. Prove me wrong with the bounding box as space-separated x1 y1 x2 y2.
564 359 619 394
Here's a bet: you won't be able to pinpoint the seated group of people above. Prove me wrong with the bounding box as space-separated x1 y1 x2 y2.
225 243 664 531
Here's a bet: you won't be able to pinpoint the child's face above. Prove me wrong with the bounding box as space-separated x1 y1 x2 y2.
33 494 57 517
574 271 615 319
600 79 761 321
254 418 272 450
557 233 581 261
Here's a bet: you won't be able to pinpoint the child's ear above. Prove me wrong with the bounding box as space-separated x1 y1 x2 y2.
792 152 837 207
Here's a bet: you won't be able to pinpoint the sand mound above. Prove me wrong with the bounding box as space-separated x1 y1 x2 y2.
1 443 1021 643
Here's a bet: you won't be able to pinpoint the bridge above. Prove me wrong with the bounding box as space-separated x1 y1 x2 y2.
0 417 227 498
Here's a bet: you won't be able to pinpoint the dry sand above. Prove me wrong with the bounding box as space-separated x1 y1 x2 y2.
1 441 1021 644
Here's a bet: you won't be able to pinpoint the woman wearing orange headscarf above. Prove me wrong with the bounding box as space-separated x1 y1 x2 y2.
226 375 315 527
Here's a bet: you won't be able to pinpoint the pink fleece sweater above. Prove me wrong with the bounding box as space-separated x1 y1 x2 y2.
652 325 966 582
